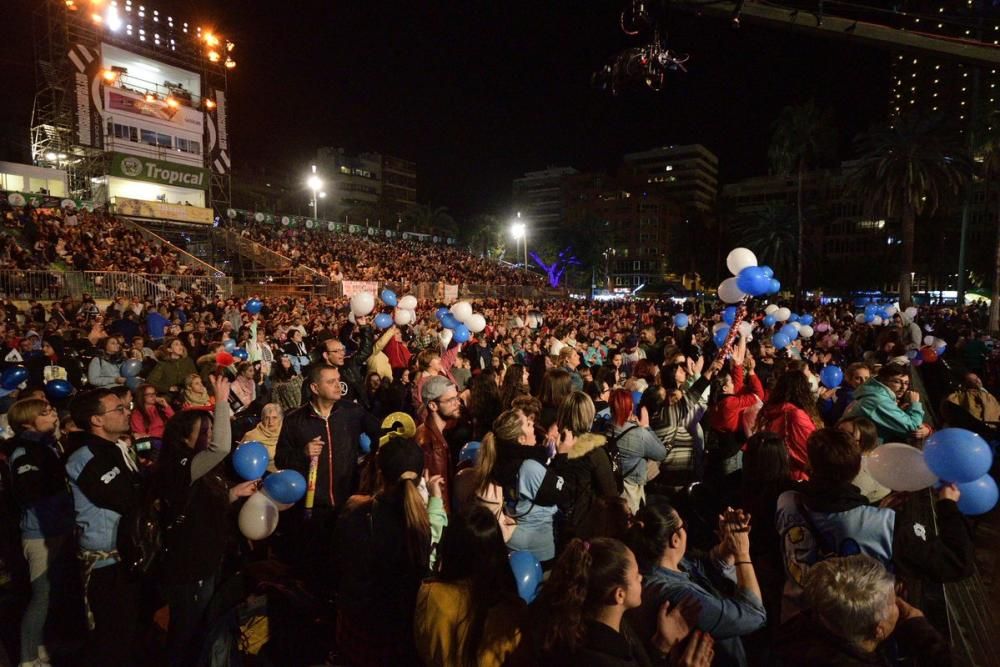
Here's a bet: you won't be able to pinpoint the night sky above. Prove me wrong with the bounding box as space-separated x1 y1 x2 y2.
1 0 890 216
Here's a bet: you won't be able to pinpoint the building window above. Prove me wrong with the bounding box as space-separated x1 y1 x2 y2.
141 129 157 146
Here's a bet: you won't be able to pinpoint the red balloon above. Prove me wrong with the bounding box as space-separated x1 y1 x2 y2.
216 351 236 367
921 347 938 363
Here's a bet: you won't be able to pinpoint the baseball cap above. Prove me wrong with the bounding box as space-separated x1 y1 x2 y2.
377 438 425 482
421 375 455 407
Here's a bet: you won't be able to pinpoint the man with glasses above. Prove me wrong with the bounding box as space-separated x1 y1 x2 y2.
300 317 374 408
64 389 142 666
415 376 461 511
844 363 929 443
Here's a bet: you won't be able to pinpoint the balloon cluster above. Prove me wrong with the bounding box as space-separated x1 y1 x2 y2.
232 441 308 540
718 248 780 303
437 301 486 345
367 290 419 329
864 428 997 515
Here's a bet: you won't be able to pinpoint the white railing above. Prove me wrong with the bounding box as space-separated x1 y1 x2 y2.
0 270 232 301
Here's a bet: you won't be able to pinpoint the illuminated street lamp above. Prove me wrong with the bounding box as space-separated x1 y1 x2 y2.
307 165 323 220
511 213 527 268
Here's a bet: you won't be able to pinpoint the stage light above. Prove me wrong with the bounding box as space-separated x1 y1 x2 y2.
92 13 102 24
101 69 118 83
105 6 122 30
204 98 216 109
204 32 220 47
145 93 156 102
208 50 221 63
166 97 179 108
226 41 235 52
45 152 58 161
224 58 236 69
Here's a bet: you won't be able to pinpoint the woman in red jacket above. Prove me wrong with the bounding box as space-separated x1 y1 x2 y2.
707 339 765 478
754 369 821 481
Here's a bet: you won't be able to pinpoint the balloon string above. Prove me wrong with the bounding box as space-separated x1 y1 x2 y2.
714 297 750 364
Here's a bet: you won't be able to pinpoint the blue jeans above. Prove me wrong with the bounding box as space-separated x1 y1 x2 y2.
165 572 218 667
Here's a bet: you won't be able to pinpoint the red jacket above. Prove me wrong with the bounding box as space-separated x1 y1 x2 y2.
758 403 817 481
384 336 412 370
415 417 452 512
709 366 765 434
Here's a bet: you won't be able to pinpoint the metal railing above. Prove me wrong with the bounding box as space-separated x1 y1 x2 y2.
0 270 232 301
118 217 227 278
232 280 567 302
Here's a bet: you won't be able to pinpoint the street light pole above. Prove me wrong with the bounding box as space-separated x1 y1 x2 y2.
511 213 527 270
307 165 323 220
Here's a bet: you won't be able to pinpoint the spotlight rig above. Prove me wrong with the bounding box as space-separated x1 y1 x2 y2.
594 1 689 95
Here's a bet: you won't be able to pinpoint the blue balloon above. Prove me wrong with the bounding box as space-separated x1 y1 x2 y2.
713 325 730 348
779 324 799 341
737 266 770 297
245 299 263 315
820 365 843 389
1 366 28 390
223 339 237 353
45 379 73 400
435 307 450 321
374 313 393 330
760 265 774 279
878 310 890 320
768 278 781 294
233 348 249 361
787 313 799 323
509 550 542 603
442 314 460 330
673 313 689 329
359 433 372 454
762 314 776 328
923 428 993 483
262 469 307 504
799 314 814 326
722 306 737 326
906 349 919 360
956 475 999 516
121 359 143 378
380 289 398 307
233 441 269 481
864 304 879 317
864 313 876 324
459 441 481 465
772 332 791 349
453 324 471 344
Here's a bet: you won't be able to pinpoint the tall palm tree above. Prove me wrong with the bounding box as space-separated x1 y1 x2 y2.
404 205 457 236
462 214 506 259
730 204 798 281
768 100 837 304
978 111 1000 332
848 115 970 308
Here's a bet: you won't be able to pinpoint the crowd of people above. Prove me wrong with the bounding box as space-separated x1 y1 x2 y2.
0 275 994 666
228 221 547 288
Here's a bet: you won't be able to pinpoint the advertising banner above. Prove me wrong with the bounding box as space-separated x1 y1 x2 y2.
68 43 104 148
443 284 459 304
105 88 204 133
341 280 379 298
113 197 214 224
110 153 209 191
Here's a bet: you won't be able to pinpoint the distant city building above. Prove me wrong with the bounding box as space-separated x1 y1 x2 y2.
512 166 578 230
315 147 417 223
623 144 718 215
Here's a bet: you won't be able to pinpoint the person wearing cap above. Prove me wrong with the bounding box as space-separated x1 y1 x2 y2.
416 375 461 512
332 437 446 666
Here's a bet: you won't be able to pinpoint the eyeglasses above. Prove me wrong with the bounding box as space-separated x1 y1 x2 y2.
99 405 128 415
435 395 460 405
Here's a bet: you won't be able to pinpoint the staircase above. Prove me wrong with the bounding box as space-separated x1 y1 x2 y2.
211 228 331 290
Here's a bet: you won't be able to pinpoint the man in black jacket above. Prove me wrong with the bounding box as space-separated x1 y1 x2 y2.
300 318 375 407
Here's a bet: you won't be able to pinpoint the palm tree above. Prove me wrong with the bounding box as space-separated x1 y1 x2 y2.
462 214 506 258
768 100 837 304
404 205 457 236
729 204 798 281
848 115 970 308
978 111 1000 332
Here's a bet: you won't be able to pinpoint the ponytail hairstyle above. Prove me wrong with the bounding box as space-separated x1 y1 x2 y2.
473 409 524 496
435 505 520 667
376 438 431 570
624 502 684 571
530 537 633 654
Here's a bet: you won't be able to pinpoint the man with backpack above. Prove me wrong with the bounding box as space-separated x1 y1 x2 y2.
65 389 143 666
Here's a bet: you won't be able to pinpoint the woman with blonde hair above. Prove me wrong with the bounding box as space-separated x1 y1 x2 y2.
181 373 214 411
241 403 283 473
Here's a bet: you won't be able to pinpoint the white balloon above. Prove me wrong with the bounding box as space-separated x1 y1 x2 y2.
872 316 883 326
934 338 946 348
350 292 375 317
798 325 814 339
726 247 758 276
394 309 412 326
884 306 898 317
904 306 918 319
717 277 745 304
764 304 779 315
855 313 867 323
738 321 754 338
348 311 356 324
713 322 728 334
923 335 935 346
790 321 802 331
467 313 487 333
238 491 280 540
775 307 791 322
439 329 453 347
450 301 473 323
398 295 418 310
865 443 939 492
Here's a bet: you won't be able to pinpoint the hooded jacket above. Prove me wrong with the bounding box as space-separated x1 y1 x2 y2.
147 355 197 395
557 433 618 541
7 431 75 539
844 379 925 443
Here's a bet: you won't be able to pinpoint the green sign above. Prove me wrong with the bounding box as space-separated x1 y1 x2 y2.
109 153 209 191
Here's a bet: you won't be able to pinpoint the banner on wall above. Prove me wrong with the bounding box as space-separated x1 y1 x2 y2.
110 153 209 190
68 43 104 148
341 280 379 298
113 197 213 224
443 284 459 304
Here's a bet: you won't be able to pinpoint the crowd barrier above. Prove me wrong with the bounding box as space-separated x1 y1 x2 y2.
0 270 233 302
